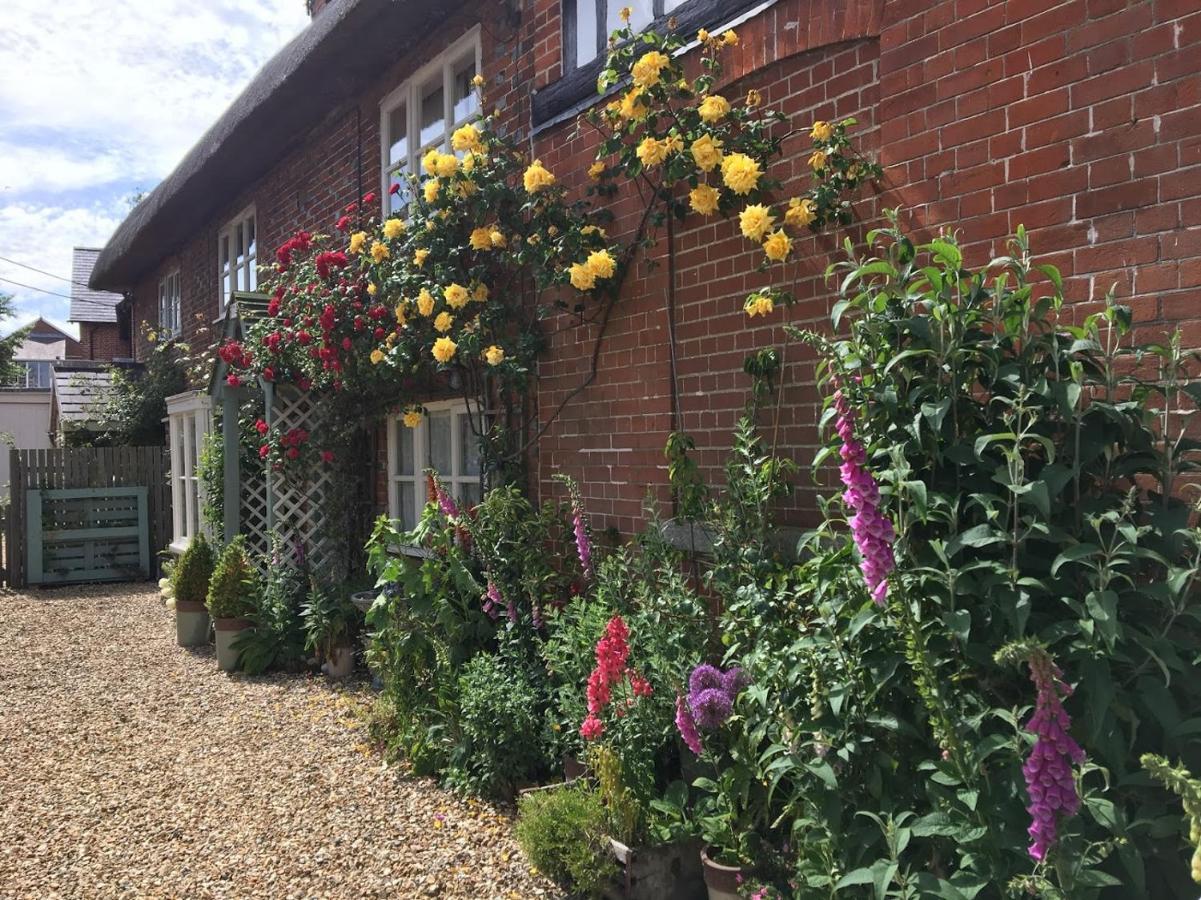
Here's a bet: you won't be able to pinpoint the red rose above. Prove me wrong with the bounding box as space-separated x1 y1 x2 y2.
287 447 299 460
226 374 240 388
255 419 269 436
262 366 275 382
341 337 352 351
298 377 311 391
373 327 386 340
336 215 351 231
362 191 376 205
259 444 270 459
389 183 401 195
321 450 335 464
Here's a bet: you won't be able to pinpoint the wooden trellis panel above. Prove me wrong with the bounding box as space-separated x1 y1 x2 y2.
27 487 149 584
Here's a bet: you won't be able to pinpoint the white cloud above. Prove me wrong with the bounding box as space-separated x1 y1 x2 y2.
0 0 309 324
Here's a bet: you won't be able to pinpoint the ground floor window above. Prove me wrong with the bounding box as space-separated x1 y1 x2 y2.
387 400 482 530
166 391 211 552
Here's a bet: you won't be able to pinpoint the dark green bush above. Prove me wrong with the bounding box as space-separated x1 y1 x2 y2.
516 784 617 897
205 536 256 620
173 532 215 605
234 543 307 675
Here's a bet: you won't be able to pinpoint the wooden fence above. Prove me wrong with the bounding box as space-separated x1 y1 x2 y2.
6 447 171 589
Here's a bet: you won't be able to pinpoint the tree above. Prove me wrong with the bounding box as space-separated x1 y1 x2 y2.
0 294 32 386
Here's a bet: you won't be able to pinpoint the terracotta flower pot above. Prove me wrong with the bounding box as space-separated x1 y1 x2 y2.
700 847 743 900
323 644 355 679
213 617 252 672
175 600 210 647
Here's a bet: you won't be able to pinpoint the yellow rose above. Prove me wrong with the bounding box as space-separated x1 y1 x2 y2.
472 73 485 88
462 151 478 173
739 204 775 241
744 293 774 318
666 133 684 154
422 148 440 175
470 227 493 251
588 161 605 180
434 311 454 333
370 241 390 263
785 197 817 229
452 123 482 153
698 95 730 124
723 30 739 46
435 153 458 178
472 282 490 302
489 229 506 248
690 134 724 172
586 249 616 280
523 160 555 193
810 120 834 142
383 218 405 239
569 262 597 291
484 345 505 366
581 225 606 237
414 248 430 268
349 231 367 254
423 179 440 203
619 5 632 22
697 28 710 43
636 136 669 167
367 282 378 296
746 89 762 108
689 183 720 216
809 150 828 171
631 50 670 88
403 408 423 428
395 302 409 325
763 229 792 262
432 336 457 363
146 331 157 344
370 348 385 365
444 283 469 309
417 288 435 316
619 89 650 120
721 153 762 195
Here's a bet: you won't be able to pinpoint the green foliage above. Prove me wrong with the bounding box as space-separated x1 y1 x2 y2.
446 642 552 797
234 540 307 675
172 532 215 605
96 335 188 445
196 427 224 536
300 577 361 660
205 535 256 620
0 294 31 387
515 784 617 897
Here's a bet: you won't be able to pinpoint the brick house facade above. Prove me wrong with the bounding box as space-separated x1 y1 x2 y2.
91 0 1201 545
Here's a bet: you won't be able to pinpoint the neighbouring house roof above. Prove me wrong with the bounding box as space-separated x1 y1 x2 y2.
14 317 81 360
50 362 119 430
89 0 464 293
70 248 124 323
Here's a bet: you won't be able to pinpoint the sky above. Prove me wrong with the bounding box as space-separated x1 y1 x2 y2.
0 0 310 337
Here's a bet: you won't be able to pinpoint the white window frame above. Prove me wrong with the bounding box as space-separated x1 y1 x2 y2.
158 270 181 339
566 0 691 69
378 26 482 216
166 391 212 553
217 206 257 313
386 398 483 530
14 360 51 389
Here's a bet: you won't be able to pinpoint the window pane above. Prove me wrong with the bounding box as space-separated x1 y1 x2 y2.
220 235 231 302
664 0 688 9
459 414 480 477
608 0 652 34
576 0 598 66
458 481 480 508
420 82 445 148
246 218 257 292
388 104 409 165
388 165 411 213
394 420 415 476
429 411 451 474
398 482 416 530
452 58 479 124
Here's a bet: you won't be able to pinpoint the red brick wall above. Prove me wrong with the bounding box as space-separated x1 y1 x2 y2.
125 0 1201 535
77 322 130 362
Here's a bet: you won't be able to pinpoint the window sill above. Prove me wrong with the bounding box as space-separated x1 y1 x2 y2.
532 0 776 132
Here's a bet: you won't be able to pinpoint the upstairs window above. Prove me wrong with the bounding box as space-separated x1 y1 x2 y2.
12 360 51 389
387 400 482 531
158 270 181 339
380 28 481 215
218 207 256 312
565 0 691 69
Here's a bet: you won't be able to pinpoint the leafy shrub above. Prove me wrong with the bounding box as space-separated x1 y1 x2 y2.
445 644 551 797
205 536 256 620
300 579 362 660
516 784 617 897
234 541 307 675
172 532 215 605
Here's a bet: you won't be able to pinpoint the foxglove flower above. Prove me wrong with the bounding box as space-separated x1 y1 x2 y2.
1023 651 1086 861
482 578 502 620
572 500 592 579
832 381 896 605
676 694 703 755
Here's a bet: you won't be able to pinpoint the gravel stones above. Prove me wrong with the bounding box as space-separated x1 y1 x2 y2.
0 584 561 899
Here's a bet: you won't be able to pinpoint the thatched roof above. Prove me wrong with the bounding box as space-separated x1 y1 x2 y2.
89 0 461 292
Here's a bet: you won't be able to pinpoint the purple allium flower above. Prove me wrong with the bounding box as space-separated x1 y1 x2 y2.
832 383 896 605
1022 651 1086 861
721 666 749 697
688 663 724 696
691 687 734 730
675 694 703 755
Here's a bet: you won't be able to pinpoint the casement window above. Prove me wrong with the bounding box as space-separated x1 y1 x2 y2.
158 270 181 339
218 207 257 312
387 400 482 531
564 0 692 68
12 360 51 389
166 392 212 552
379 27 481 214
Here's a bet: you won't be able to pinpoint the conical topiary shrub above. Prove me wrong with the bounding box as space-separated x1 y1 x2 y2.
173 532 216 647
206 536 257 671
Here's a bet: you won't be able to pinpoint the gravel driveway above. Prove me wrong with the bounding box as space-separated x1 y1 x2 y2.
0 584 561 899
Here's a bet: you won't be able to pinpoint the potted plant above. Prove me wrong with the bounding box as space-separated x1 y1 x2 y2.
172 533 215 647
301 580 362 679
205 536 257 672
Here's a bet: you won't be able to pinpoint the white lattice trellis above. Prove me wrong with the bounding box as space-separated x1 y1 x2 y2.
239 468 270 559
